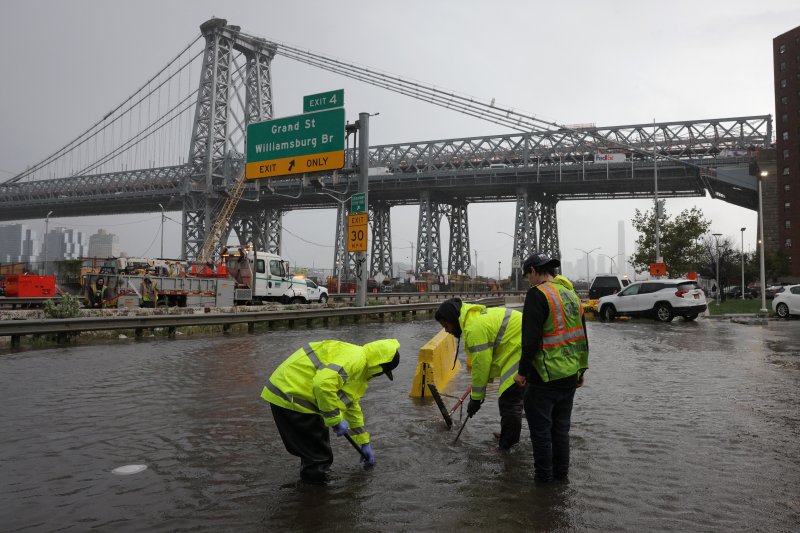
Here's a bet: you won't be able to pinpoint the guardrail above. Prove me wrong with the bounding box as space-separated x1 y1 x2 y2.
330 290 525 301
0 296 63 309
0 297 506 348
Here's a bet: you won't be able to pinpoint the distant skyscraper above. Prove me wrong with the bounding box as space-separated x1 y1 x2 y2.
40 227 86 262
0 223 39 263
87 229 120 258
618 220 626 276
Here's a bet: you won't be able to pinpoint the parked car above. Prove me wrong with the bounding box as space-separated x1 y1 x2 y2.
724 286 757 299
588 274 631 300
765 285 786 299
772 284 800 318
598 279 707 323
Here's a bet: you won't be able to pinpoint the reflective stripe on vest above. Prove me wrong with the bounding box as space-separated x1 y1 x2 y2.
499 364 519 386
265 381 339 416
306 345 349 383
538 283 565 332
542 326 586 349
465 308 513 354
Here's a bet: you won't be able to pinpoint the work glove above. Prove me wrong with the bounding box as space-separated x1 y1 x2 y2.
332 419 349 436
467 398 482 417
360 443 375 466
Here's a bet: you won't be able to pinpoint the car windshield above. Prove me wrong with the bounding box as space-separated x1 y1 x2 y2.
677 282 700 291
593 277 621 288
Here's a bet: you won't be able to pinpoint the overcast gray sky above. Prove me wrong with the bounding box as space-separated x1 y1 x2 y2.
1 0 797 279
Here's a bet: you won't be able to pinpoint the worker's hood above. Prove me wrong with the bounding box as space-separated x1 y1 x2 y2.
553 275 575 292
362 339 401 381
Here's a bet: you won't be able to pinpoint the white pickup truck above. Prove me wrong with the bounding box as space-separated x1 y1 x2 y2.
224 248 329 304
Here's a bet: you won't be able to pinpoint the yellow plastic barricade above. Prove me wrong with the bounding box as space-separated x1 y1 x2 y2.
409 329 461 398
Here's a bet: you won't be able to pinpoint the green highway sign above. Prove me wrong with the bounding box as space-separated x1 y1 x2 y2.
303 89 344 113
351 192 365 213
246 107 345 179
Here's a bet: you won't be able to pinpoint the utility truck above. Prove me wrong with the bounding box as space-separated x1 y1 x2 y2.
82 248 328 308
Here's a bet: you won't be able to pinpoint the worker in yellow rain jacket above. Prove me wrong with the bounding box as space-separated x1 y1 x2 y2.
261 338 400 483
435 298 525 450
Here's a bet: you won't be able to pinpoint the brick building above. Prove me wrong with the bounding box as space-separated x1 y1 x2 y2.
773 25 800 280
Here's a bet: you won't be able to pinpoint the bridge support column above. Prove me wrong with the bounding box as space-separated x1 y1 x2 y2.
230 209 282 253
417 191 445 276
182 19 236 261
513 188 538 267
536 192 561 259
447 200 471 276
370 201 392 278
333 202 354 285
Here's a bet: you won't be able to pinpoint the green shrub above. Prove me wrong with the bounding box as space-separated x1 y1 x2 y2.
43 294 82 319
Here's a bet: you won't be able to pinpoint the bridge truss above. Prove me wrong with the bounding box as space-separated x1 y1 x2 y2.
0 18 773 281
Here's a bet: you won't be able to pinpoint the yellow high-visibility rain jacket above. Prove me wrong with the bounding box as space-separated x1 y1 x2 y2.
261 338 400 445
457 303 522 401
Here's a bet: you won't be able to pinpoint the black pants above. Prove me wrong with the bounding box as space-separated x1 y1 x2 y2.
497 384 525 449
270 403 332 482
524 384 576 481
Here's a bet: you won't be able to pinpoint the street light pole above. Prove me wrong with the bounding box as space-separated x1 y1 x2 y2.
498 261 502 287
158 203 165 258
712 233 722 306
496 231 518 290
740 227 746 300
600 254 617 273
758 171 768 313
575 247 600 290
44 210 53 276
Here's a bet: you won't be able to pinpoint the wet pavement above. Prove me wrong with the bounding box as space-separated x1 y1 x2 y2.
1 317 799 532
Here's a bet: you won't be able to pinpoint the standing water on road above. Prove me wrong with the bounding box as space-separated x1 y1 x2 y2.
1 318 799 531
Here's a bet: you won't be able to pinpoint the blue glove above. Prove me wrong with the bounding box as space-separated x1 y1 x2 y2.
360 443 375 466
332 419 349 436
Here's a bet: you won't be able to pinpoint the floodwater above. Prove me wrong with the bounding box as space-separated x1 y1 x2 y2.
1 317 799 532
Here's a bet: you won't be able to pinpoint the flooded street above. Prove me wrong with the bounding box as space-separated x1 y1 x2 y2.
1 317 799 532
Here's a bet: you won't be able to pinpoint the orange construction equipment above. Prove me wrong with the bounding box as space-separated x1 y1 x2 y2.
4 275 56 297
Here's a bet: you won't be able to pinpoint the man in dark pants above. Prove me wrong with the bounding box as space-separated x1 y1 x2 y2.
515 254 589 482
435 298 525 450
261 339 400 483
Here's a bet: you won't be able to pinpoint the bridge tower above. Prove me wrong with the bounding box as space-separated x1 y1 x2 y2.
447 199 471 275
370 201 393 278
183 18 278 261
333 203 353 284
416 191 445 275
513 188 538 268
536 192 561 259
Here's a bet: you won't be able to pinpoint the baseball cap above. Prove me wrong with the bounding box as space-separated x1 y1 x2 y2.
523 253 561 273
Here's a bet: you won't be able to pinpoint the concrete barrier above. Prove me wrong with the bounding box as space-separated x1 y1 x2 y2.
408 329 461 398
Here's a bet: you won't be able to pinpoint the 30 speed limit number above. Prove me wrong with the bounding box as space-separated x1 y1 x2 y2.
347 213 368 252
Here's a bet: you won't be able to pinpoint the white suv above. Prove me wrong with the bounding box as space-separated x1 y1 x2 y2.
598 279 707 323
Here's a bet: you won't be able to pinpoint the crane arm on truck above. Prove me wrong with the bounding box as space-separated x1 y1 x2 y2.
197 168 248 264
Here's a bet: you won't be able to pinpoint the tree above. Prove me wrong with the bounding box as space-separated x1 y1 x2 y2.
629 206 711 275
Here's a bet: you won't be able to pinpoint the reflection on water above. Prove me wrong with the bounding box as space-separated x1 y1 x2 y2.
1 319 799 531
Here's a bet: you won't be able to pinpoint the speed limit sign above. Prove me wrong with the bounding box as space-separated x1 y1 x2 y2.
347 213 368 252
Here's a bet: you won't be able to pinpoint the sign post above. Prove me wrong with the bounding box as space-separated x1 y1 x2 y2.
245 107 345 179
355 113 370 307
